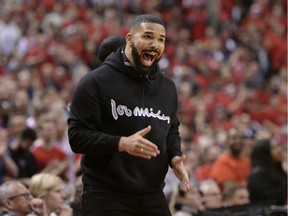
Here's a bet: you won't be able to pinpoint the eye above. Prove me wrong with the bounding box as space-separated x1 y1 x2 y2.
158 38 165 43
143 35 152 39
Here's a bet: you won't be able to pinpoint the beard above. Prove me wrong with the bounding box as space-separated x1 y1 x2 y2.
230 146 242 157
131 44 160 75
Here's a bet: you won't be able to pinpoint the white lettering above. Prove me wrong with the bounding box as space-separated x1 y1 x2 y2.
111 99 118 120
111 99 170 124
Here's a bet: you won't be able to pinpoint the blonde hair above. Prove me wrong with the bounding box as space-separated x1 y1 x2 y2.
29 173 62 198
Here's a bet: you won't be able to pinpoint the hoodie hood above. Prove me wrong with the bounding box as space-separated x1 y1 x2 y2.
103 47 164 95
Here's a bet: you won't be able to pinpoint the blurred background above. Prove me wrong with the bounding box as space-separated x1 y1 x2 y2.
0 0 287 216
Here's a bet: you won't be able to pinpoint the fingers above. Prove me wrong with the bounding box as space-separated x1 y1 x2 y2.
136 145 159 159
172 155 190 192
180 154 186 161
138 139 159 154
172 155 186 167
136 126 159 153
137 125 151 137
30 198 46 216
135 126 160 158
177 154 186 163
180 178 190 192
119 125 160 159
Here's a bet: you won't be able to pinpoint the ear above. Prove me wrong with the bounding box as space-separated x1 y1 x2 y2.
2 199 14 210
126 33 132 46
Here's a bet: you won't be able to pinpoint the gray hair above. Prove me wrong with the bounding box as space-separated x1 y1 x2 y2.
0 180 24 205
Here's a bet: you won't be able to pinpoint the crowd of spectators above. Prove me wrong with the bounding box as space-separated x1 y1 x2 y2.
0 0 287 215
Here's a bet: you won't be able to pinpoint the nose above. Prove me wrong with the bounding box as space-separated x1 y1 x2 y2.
150 39 158 48
149 41 161 55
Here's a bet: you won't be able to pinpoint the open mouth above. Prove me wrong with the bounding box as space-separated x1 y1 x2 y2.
142 52 158 67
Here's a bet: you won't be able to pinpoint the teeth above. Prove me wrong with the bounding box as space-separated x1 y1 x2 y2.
144 52 156 56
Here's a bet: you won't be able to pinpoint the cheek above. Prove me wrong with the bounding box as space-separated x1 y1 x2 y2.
46 194 63 209
20 200 31 209
158 46 165 55
160 45 165 52
132 41 144 50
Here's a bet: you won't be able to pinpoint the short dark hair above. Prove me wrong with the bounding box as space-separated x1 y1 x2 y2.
130 14 165 31
98 35 126 63
21 127 37 141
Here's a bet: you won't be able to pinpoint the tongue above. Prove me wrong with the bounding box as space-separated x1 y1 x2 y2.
143 54 153 64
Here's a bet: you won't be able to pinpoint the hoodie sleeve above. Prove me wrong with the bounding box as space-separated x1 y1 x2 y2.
166 116 182 167
68 72 121 155
165 81 182 167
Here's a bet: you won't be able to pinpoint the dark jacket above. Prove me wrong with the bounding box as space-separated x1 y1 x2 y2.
248 166 287 205
68 47 182 194
247 139 287 205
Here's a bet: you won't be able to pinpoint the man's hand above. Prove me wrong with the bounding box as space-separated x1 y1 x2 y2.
172 155 190 192
118 125 160 159
30 198 47 216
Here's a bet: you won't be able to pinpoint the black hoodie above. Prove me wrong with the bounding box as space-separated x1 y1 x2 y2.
68 47 182 194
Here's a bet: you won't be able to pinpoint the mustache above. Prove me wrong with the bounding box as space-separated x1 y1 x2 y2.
143 49 160 55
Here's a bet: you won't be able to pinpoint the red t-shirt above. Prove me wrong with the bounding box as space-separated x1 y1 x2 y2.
31 145 67 170
195 164 213 181
210 153 251 188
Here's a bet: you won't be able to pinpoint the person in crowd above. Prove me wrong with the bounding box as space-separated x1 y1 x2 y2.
222 184 250 207
8 127 40 186
68 14 189 215
68 177 83 216
98 35 126 63
0 129 18 184
31 113 68 180
52 111 81 185
169 183 204 216
247 138 287 205
198 179 223 211
6 115 27 146
0 180 46 216
89 35 126 69
210 128 251 191
183 149 199 184
195 145 221 181
29 173 73 216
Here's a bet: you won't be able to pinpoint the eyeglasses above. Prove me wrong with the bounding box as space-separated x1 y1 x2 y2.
7 192 32 200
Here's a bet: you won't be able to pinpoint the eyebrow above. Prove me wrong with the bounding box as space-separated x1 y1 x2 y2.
143 31 166 38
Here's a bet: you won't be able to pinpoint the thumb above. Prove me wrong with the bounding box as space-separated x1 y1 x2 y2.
137 125 151 137
180 154 186 162
172 155 186 167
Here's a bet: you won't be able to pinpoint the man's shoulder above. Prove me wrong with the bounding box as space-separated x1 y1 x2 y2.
89 64 117 77
214 153 230 162
216 153 249 165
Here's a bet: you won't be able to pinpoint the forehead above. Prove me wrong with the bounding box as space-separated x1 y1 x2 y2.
13 184 28 193
133 22 166 37
235 188 248 194
228 132 243 140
